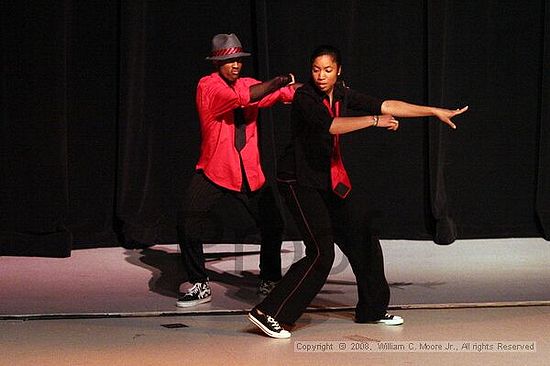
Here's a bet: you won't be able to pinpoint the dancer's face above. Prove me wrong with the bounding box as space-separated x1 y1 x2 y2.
311 54 341 96
217 57 243 83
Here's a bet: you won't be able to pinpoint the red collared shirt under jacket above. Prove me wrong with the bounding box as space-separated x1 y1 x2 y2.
195 72 296 192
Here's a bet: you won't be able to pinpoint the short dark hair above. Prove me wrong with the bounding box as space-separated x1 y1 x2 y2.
310 45 342 66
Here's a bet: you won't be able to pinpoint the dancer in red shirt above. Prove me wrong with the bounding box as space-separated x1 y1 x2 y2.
177 33 301 307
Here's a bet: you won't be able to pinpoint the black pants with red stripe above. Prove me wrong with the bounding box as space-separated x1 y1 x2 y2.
255 180 390 324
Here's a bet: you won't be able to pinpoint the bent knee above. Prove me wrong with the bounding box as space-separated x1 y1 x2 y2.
314 250 335 274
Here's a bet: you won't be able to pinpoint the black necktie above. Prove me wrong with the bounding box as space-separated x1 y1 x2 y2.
234 108 246 152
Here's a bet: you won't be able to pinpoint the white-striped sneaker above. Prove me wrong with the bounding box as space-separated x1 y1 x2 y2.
176 281 212 308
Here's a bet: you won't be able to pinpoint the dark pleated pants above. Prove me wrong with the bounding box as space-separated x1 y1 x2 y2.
177 172 283 283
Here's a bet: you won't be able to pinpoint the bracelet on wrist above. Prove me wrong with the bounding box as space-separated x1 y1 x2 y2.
372 115 379 127
287 73 295 85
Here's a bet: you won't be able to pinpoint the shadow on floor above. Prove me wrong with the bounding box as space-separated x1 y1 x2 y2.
123 245 445 309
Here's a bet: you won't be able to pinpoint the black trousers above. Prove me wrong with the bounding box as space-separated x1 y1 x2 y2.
177 172 283 283
256 180 390 324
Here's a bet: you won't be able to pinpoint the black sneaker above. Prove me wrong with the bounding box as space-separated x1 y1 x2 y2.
256 280 277 296
248 308 291 339
356 313 404 326
176 281 212 308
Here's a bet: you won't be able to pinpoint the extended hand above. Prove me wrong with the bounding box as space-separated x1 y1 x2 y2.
433 106 468 129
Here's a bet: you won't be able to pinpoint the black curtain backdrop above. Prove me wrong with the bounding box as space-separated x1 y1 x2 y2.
1 0 549 257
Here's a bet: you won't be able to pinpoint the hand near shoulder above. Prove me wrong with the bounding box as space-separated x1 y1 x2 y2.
287 73 303 90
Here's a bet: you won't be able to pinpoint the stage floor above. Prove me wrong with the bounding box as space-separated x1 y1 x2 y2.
1 238 549 365
1 238 548 316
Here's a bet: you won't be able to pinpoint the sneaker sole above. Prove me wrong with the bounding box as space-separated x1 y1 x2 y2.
355 316 404 326
247 313 291 339
376 319 404 326
375 316 404 326
176 296 212 308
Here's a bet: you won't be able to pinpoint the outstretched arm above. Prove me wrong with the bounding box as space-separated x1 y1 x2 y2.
329 114 399 134
381 100 468 129
249 74 296 102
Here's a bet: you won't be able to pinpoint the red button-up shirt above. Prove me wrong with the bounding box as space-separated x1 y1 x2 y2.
195 72 296 191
